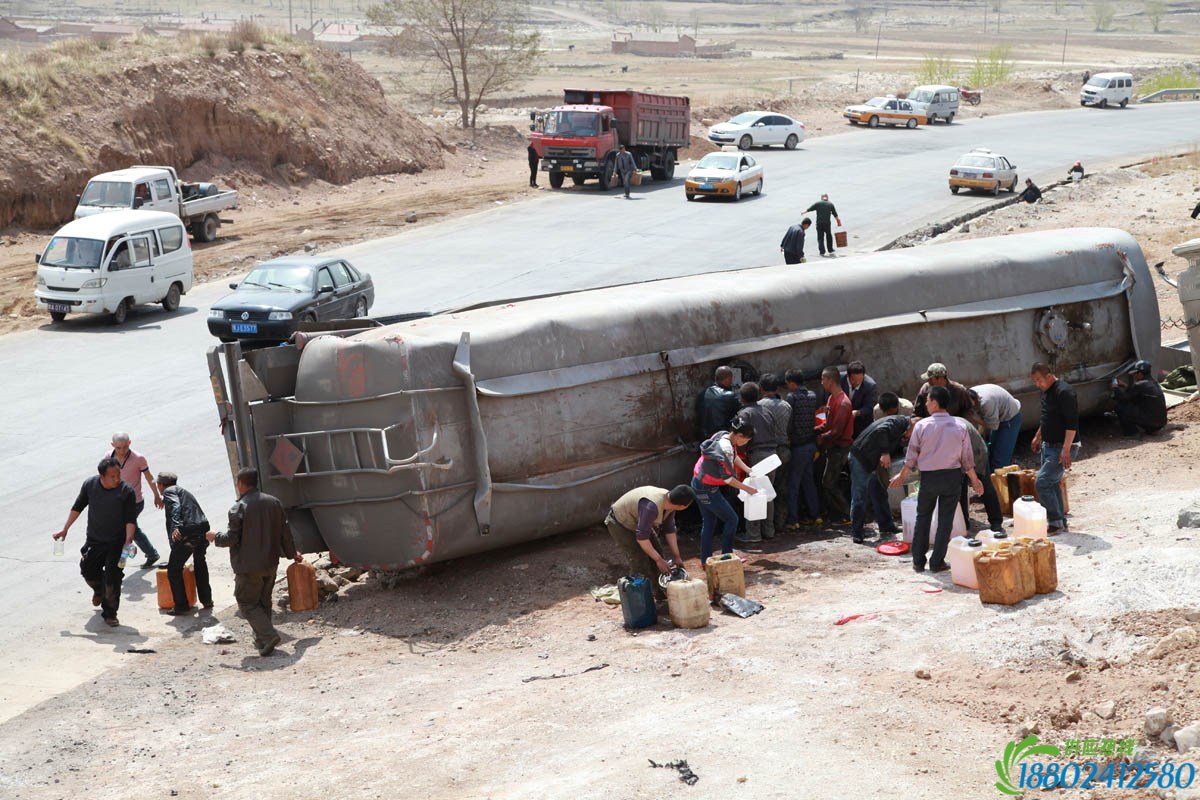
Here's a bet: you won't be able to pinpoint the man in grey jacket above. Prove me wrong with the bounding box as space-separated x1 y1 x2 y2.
208 468 303 656
615 145 637 198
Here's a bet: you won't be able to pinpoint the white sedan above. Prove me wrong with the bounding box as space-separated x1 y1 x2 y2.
685 152 764 202
708 112 806 150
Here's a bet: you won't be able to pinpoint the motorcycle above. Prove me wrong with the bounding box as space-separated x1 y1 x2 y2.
959 87 983 106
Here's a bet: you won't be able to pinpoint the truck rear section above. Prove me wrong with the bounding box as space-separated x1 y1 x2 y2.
532 89 690 189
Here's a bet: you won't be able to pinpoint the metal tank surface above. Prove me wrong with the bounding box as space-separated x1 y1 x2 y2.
210 228 1158 570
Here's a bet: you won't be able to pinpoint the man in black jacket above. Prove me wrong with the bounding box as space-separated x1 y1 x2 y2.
527 144 539 188
52 457 138 627
1112 360 1167 437
1031 363 1077 533
735 381 780 543
697 366 739 439
157 471 214 616
783 369 821 528
1019 179 1042 204
848 393 911 543
779 218 811 264
840 360 878 438
208 468 303 656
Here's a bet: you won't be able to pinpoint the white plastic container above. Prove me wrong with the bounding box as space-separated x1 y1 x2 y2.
901 494 967 544
947 535 985 589
1013 495 1048 539
666 578 711 629
750 453 782 477
978 530 1012 551
743 493 768 520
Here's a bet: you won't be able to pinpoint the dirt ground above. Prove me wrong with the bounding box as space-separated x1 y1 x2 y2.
1 402 1198 798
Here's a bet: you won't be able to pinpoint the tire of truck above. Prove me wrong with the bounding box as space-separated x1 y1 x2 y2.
162 282 182 312
738 134 752 150
110 298 130 325
868 116 879 128
548 171 565 189
192 214 219 243
784 134 798 150
661 150 676 180
600 157 615 191
49 310 66 323
571 174 586 186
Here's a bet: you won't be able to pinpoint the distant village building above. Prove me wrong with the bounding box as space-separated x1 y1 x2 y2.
0 17 39 42
611 31 737 58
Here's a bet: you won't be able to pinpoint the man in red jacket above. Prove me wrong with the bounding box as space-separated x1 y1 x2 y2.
815 366 854 525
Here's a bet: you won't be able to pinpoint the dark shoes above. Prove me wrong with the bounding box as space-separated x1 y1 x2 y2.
913 563 926 573
852 534 866 544
141 556 159 569
103 617 120 627
92 592 102 607
930 563 951 574
258 636 282 657
168 607 193 616
1048 521 1069 535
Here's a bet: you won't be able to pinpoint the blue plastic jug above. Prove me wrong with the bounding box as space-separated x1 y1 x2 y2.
617 575 656 629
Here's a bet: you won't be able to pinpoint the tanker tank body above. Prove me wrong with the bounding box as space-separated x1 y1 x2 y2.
215 228 1158 570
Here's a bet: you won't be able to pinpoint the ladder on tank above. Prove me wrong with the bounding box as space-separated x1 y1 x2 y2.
265 424 451 479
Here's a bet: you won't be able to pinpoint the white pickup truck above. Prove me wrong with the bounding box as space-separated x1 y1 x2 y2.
74 165 238 242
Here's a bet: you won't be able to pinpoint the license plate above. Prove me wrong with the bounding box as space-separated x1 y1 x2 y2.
701 183 713 191
561 165 573 172
231 322 258 334
47 302 70 313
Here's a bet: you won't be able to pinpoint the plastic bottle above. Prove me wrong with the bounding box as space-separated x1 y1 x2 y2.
117 543 137 570
53 538 65 557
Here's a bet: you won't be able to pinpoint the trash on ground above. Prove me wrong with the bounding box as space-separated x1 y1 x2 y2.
521 662 609 684
719 593 764 618
125 647 156 654
589 584 621 605
648 758 699 786
201 624 237 645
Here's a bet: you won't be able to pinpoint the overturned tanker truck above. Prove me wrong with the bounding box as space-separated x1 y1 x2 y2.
208 228 1158 570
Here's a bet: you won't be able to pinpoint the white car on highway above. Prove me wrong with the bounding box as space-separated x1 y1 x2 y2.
949 148 1019 196
708 112 806 150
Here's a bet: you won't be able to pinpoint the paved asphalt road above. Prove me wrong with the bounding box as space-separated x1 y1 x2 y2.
1 102 1196 721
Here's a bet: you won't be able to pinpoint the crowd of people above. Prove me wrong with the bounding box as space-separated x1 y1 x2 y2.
52 433 300 656
605 355 1168 581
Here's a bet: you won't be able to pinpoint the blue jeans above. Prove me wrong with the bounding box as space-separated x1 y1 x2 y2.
988 412 1022 473
1037 444 1066 525
786 442 820 522
849 457 895 536
692 477 739 563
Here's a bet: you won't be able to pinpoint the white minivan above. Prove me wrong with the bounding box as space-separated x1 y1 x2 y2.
34 210 193 324
1081 72 1133 108
908 84 960 124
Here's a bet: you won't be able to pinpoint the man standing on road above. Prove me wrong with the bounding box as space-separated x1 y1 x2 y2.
971 383 1023 472
157 471 214 616
1030 363 1077 534
105 432 163 569
815 366 854 526
805 193 842 257
890 387 983 573
615 145 637 198
697 366 739 440
783 369 821 528
527 144 539 188
1111 360 1167 438
848 393 911 544
779 218 812 265
840 360 878 439
207 468 302 656
604 485 693 600
735 381 781 543
52 457 137 627
914 363 976 419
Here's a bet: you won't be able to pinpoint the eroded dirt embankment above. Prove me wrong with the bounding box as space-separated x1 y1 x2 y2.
0 42 444 228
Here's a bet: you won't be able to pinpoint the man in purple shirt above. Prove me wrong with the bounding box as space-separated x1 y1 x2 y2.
890 386 984 573
605 485 695 600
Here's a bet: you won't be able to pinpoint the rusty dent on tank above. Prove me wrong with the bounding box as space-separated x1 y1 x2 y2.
209 228 1158 570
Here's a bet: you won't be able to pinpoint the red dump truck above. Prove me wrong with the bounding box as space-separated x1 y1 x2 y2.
530 89 690 190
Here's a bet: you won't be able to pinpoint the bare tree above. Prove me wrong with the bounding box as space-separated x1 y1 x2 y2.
849 1 874 34
1091 1 1115 31
367 0 540 129
688 8 701 39
1144 0 1165 32
644 2 666 33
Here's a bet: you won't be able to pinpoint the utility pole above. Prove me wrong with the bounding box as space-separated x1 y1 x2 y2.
1061 28 1068 65
874 20 882 59
288 0 293 34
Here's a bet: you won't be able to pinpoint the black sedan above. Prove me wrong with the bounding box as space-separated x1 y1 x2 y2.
207 256 375 341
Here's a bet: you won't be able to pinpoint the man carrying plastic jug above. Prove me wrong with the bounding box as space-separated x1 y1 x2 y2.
735 382 781 543
604 485 695 601
51 457 138 627
156 471 214 616
207 468 303 656
1030 363 1077 534
889 386 983 573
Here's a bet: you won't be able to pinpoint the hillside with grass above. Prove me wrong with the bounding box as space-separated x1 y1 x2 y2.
0 25 445 229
